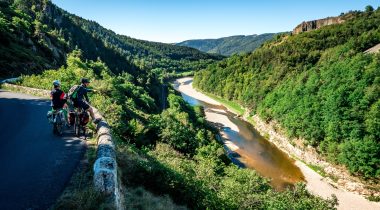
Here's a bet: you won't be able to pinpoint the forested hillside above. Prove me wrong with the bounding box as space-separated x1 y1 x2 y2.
177 33 277 56
0 0 339 208
0 0 222 78
194 7 380 178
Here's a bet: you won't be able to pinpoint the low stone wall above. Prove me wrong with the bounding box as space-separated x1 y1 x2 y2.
2 83 50 98
92 108 121 209
1 83 122 208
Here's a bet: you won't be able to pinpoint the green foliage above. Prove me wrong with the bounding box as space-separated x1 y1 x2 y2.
124 187 187 210
118 142 336 209
151 93 213 155
19 49 159 143
194 8 380 177
338 138 380 177
365 5 374 13
264 183 338 210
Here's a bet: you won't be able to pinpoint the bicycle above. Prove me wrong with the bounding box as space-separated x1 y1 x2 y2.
73 107 89 139
48 109 66 136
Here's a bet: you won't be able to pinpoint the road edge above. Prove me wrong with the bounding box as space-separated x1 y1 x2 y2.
2 83 122 209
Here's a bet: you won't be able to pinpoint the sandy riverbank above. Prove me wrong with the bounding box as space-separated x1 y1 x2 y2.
174 77 380 210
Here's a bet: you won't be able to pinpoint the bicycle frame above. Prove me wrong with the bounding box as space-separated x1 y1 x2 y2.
73 108 87 139
52 109 65 136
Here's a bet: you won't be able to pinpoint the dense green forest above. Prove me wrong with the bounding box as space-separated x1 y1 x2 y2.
177 33 278 56
0 0 222 78
1 0 339 208
194 7 380 178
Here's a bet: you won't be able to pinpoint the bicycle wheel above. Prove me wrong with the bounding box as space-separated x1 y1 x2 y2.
56 113 64 136
74 114 80 137
52 114 58 134
82 125 86 140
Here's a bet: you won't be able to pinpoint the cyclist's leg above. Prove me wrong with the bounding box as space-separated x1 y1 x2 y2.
78 100 100 123
79 101 95 119
87 107 95 119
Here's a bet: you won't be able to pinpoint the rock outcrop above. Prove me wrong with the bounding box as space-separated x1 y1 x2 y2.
292 16 345 34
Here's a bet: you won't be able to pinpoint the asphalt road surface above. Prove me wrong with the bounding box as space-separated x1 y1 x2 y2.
0 90 86 210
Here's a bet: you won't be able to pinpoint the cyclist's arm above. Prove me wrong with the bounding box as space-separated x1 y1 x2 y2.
84 91 89 103
60 91 67 104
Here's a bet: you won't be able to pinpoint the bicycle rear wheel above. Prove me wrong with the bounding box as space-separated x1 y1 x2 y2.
74 114 80 137
56 113 64 136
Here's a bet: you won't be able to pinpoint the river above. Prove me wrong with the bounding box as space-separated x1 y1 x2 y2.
173 77 305 191
173 77 380 209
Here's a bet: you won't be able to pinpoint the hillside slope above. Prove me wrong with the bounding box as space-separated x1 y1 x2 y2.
0 0 222 78
176 33 277 56
194 8 380 178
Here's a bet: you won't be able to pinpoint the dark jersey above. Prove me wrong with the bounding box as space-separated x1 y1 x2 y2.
51 89 67 110
76 85 92 102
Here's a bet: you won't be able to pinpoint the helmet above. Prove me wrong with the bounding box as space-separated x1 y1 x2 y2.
81 78 90 84
53 80 61 87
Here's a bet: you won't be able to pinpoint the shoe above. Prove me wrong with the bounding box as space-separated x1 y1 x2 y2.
93 118 101 124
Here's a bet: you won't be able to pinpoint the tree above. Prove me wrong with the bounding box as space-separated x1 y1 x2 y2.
365 5 374 13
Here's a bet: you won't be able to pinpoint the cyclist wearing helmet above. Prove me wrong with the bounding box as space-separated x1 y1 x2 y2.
51 80 67 110
50 80 68 124
72 78 100 123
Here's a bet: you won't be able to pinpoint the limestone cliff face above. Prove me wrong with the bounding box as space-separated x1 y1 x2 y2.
292 16 345 34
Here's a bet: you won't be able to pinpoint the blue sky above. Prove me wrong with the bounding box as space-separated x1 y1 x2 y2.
52 0 380 43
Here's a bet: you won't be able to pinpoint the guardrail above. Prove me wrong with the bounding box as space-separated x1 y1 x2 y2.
1 83 121 209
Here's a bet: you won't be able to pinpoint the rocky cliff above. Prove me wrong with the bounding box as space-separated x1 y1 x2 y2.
293 16 345 34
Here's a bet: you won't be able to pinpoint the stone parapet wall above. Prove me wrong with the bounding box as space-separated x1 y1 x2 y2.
2 83 50 98
92 107 121 209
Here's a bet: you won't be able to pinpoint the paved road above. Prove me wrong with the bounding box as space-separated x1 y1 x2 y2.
0 90 86 210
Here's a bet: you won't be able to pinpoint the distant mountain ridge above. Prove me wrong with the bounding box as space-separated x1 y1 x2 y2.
176 33 278 56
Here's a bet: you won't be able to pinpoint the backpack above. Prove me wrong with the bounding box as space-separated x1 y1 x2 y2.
68 85 80 101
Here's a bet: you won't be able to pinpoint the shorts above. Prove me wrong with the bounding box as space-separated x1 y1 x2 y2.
73 100 90 110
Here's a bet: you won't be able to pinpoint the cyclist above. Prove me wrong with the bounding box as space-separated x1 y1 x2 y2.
50 80 68 124
71 78 100 124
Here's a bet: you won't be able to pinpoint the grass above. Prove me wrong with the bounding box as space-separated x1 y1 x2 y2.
124 187 187 210
367 195 380 202
296 158 328 178
246 115 256 125
117 144 189 210
200 91 245 115
307 164 327 178
174 70 194 77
